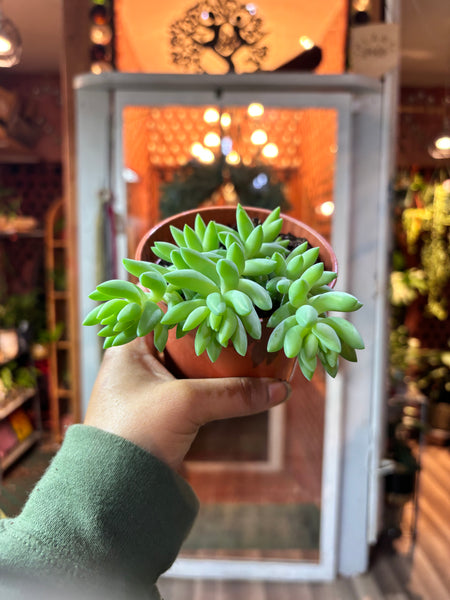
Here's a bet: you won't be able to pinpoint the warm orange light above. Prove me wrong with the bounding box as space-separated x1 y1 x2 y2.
203 108 220 123
299 36 314 50
226 150 241 165
204 132 221 147
0 36 12 54
435 135 450 151
262 143 278 158
248 103 264 118
190 142 204 158
250 129 268 145
317 201 335 217
198 148 215 164
220 112 231 128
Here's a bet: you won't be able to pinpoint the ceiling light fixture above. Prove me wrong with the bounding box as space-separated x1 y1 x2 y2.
0 1 22 68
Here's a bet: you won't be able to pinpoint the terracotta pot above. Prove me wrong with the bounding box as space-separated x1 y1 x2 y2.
136 206 338 379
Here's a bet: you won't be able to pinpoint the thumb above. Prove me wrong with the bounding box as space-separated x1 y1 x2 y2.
182 377 292 427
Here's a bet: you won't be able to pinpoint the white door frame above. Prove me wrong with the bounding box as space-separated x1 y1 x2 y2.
74 72 389 579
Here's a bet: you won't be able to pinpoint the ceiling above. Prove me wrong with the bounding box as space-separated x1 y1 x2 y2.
1 0 449 86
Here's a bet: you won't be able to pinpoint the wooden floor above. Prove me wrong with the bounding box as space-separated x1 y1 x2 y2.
159 445 450 600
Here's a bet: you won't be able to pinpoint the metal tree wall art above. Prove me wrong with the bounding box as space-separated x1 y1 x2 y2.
169 1 268 74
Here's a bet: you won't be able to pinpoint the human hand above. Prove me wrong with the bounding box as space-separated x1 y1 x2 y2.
84 337 291 470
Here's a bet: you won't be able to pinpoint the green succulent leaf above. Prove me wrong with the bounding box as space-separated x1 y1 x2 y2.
194 213 207 240
283 325 304 358
202 221 220 251
236 203 255 240
312 322 342 353
153 323 169 353
183 305 210 331
223 289 253 316
139 270 167 301
170 249 189 270
97 280 144 304
288 278 309 308
164 269 219 296
169 226 187 248
117 302 142 323
209 311 223 331
237 279 272 311
244 224 264 258
267 315 297 352
309 291 363 314
267 302 295 328
303 332 319 359
240 306 262 340
112 326 137 347
98 324 116 337
322 316 365 350
137 302 163 337
226 242 245 274
206 292 226 315
217 259 240 292
286 241 308 264
161 298 206 325
82 304 102 326
195 320 212 356
88 289 111 301
123 258 166 278
339 340 358 362
295 305 318 327
300 247 320 271
206 337 222 362
243 258 276 276
261 218 283 243
180 247 220 285
97 298 128 321
231 317 248 356
183 224 203 251
300 262 324 287
217 308 238 347
152 241 179 262
286 255 304 279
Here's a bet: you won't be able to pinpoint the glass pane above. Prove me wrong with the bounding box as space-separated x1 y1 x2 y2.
122 103 337 563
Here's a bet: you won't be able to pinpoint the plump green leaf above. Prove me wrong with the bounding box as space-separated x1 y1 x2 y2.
184 224 203 251
232 317 248 356
217 259 240 292
267 315 297 352
227 242 245 274
295 305 318 327
267 302 295 328
137 302 163 336
195 320 212 356
300 262 324 288
194 213 207 240
322 316 364 349
236 203 254 240
180 247 220 285
161 299 205 325
139 270 167 300
288 279 309 308
303 332 319 359
286 241 308 264
300 247 320 271
240 307 262 340
152 241 179 262
182 306 210 331
223 289 253 316
202 221 220 251
209 311 222 331
117 302 142 323
284 325 304 358
243 258 276 276
97 298 128 320
164 269 219 296
206 292 226 315
313 322 342 353
98 324 116 337
169 226 187 248
153 323 169 353
217 309 238 346
309 291 363 314
169 250 189 270
97 280 144 304
123 258 166 278
206 337 222 362
261 218 283 243
82 304 102 326
89 289 111 301
244 224 264 258
237 279 272 311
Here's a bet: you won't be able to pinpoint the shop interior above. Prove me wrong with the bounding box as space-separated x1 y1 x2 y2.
0 0 449 597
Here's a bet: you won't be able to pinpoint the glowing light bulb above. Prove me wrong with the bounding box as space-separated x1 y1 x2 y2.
190 142 204 158
299 36 314 50
226 151 241 165
204 132 221 147
221 136 233 155
248 103 264 118
0 36 12 54
317 201 335 217
251 129 268 145
90 24 113 45
198 148 215 164
262 143 279 158
203 108 220 123
435 135 450 151
220 112 231 128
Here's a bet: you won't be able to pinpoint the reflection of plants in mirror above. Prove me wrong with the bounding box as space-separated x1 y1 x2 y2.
84 205 364 380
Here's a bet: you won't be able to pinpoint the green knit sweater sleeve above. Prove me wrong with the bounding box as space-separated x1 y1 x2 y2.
0 424 199 599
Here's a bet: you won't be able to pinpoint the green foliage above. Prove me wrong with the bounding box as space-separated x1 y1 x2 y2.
84 205 364 380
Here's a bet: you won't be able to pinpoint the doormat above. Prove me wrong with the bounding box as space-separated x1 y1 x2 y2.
182 502 321 551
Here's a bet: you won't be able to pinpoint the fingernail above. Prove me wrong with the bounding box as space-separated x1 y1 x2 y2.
268 381 291 406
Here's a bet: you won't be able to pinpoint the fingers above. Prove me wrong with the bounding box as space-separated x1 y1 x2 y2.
170 377 292 427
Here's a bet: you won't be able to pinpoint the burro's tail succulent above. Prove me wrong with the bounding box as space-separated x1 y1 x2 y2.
83 204 364 380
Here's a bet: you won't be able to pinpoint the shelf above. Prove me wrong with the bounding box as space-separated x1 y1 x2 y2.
0 388 36 420
1 430 41 471
57 388 73 399
52 291 68 300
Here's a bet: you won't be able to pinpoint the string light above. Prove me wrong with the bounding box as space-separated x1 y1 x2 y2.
299 36 314 51
248 103 264 118
203 132 221 147
262 143 279 158
251 129 268 145
203 108 220 123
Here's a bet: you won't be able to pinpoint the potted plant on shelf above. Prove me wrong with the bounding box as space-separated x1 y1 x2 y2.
83 205 364 380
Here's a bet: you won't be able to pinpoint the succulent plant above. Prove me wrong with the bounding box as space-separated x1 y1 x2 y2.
83 205 364 380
